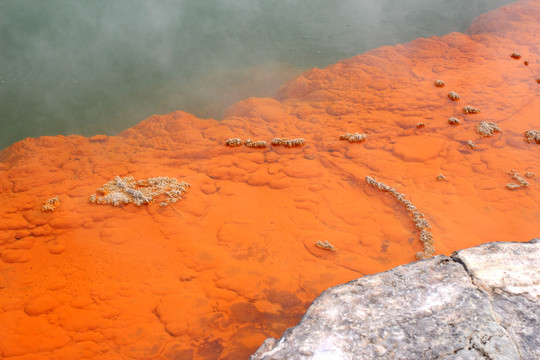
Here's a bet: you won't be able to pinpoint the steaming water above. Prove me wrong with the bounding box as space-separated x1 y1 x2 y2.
0 0 514 150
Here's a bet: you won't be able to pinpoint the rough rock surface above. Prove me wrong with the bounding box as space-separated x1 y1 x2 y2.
251 239 540 360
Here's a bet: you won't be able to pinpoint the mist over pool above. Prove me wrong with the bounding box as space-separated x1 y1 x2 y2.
0 0 514 150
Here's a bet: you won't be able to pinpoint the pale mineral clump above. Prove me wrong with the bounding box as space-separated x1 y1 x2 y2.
476 121 501 136
412 211 431 230
505 183 522 190
448 117 461 125
244 139 267 148
467 140 477 149
434 79 445 87
271 138 306 147
225 138 243 147
89 176 190 207
315 240 336 252
447 91 460 101
41 196 60 212
510 51 521 59
463 105 480 114
505 170 529 190
339 133 367 143
524 129 540 143
365 176 435 259
436 174 447 181
418 230 435 258
416 123 426 128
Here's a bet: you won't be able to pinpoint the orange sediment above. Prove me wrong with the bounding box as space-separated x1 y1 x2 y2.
1 1 540 359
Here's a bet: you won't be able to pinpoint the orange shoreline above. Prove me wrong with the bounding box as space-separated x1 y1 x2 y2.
1 1 539 359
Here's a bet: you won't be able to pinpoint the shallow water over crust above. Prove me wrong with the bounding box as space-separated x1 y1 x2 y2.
0 1 539 359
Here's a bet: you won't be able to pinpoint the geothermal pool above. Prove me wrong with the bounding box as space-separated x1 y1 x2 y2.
1 0 514 150
0 1 539 359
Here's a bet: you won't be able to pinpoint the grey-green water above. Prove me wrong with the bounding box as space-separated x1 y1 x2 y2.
0 0 514 150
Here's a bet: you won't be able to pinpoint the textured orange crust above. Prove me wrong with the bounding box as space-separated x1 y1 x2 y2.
1 1 539 359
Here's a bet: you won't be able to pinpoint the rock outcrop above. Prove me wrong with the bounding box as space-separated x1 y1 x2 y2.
251 239 540 360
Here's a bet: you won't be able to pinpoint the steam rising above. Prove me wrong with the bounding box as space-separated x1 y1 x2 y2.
0 0 513 150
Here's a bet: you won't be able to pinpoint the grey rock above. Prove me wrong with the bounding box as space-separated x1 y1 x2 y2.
251 239 539 360
452 240 540 359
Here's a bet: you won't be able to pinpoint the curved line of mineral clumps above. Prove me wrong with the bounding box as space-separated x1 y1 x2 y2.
89 176 190 207
365 176 435 259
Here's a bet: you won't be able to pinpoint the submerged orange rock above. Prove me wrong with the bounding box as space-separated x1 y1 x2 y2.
1 1 539 359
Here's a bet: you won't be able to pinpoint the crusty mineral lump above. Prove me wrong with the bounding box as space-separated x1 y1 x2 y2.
41 196 60 212
271 138 305 147
436 174 447 181
434 79 445 87
89 176 190 206
510 51 522 59
447 91 460 101
525 129 540 143
476 121 501 136
315 240 336 252
467 140 477 149
448 117 461 125
339 133 367 143
463 105 480 114
505 170 529 190
244 139 268 148
225 137 243 147
251 239 540 360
